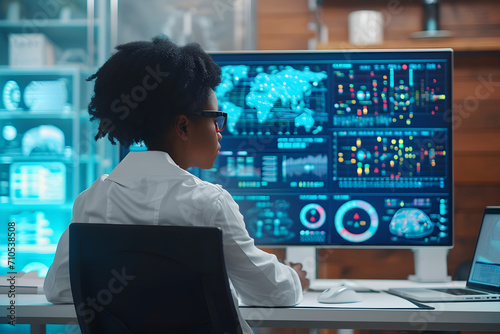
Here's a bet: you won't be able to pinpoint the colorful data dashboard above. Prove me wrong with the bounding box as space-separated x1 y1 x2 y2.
126 49 454 247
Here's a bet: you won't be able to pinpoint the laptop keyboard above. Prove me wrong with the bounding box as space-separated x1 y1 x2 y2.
432 288 487 295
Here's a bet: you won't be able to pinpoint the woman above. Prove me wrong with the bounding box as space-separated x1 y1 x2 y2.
44 36 308 333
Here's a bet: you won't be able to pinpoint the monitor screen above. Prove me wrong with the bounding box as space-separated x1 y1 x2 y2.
122 49 453 248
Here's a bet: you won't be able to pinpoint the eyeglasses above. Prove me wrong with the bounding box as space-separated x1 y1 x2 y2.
190 110 227 132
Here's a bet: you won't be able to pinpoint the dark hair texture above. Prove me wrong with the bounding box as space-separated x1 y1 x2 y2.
87 35 221 147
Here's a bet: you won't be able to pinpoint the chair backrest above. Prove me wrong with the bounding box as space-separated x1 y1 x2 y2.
69 223 242 334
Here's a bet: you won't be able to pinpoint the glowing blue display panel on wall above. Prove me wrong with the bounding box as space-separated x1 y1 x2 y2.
122 49 453 247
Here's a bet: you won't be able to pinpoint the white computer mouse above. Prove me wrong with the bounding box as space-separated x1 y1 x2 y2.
317 285 362 303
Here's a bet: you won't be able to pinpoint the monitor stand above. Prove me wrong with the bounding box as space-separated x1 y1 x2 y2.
409 248 452 282
286 246 451 284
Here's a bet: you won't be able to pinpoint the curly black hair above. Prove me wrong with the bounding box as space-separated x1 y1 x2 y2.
87 35 221 147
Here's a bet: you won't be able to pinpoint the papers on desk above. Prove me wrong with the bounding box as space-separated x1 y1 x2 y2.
0 271 44 294
298 291 432 309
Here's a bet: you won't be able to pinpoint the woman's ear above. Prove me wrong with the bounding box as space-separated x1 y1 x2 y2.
173 114 190 141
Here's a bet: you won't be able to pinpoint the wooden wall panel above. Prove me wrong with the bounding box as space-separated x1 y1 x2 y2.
257 37 310 51
259 15 312 35
454 155 500 183
453 54 500 141
454 133 500 152
455 185 500 210
317 248 414 280
454 80 500 101
453 53 500 193
440 0 500 37
258 0 309 13
450 102 500 131
257 0 313 50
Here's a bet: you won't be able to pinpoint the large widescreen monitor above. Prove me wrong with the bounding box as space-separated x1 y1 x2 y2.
122 49 453 248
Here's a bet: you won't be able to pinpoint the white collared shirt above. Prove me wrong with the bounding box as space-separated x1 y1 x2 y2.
44 151 303 333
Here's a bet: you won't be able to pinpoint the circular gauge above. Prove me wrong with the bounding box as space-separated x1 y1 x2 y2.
300 203 326 229
2 80 21 110
334 200 378 242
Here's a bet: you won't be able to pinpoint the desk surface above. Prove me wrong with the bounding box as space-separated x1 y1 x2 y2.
2 279 500 332
241 293 500 331
241 279 500 331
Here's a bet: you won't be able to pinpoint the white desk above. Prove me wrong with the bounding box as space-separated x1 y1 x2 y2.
2 280 500 333
242 279 500 331
241 296 500 332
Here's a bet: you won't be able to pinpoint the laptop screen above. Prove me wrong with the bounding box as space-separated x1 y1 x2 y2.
467 207 500 292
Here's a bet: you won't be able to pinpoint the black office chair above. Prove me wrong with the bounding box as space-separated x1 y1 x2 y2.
69 223 242 334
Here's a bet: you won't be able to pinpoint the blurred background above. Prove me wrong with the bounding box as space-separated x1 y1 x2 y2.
0 0 499 333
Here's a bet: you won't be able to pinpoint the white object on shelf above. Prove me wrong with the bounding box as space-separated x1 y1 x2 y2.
348 10 384 46
9 33 56 67
23 79 68 111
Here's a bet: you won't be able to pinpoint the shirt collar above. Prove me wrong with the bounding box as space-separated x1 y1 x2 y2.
107 151 186 182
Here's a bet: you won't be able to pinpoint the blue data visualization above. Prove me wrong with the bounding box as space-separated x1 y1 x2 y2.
125 50 454 248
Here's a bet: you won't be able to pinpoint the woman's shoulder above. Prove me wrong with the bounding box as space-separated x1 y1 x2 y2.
188 173 225 195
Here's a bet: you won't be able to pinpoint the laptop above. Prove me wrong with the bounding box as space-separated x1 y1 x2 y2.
389 207 500 302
